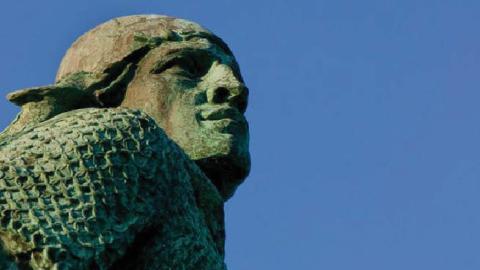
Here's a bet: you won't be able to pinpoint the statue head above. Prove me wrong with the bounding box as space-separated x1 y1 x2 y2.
9 15 250 200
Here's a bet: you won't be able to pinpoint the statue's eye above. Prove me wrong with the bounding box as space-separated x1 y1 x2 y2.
151 53 210 79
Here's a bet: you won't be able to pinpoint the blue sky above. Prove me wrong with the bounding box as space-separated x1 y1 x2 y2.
1 1 480 269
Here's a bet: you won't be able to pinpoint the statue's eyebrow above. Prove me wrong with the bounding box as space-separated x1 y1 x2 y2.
184 33 234 56
150 48 212 74
183 34 243 81
162 47 204 57
158 48 215 63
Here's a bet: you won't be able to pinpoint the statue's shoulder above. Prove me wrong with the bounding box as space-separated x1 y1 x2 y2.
0 107 189 191
0 107 222 268
1 107 169 151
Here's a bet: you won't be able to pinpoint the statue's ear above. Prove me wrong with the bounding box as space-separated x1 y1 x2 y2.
89 62 137 107
85 46 151 107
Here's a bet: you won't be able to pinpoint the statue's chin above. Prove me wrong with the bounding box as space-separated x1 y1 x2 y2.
195 152 250 200
172 128 250 199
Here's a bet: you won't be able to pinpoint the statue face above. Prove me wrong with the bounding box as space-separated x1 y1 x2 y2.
120 36 250 199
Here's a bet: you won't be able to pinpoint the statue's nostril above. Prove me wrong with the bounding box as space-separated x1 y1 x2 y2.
212 87 230 104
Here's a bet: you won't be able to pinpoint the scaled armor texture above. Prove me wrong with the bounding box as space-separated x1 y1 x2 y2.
0 108 225 270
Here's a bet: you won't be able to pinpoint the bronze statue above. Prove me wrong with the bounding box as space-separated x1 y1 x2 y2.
0 15 250 269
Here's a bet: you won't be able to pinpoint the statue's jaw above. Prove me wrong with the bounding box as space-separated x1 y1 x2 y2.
194 150 251 201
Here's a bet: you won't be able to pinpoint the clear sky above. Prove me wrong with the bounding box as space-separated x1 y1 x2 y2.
1 1 480 269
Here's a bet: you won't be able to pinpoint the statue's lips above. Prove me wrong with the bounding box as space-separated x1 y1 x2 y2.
199 107 247 133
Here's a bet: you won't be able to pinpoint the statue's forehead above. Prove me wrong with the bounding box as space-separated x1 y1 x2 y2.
159 38 213 52
142 37 237 66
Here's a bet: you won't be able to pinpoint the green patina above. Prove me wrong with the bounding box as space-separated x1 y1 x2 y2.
0 15 249 269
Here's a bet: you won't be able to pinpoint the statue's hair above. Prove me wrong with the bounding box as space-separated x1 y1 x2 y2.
55 15 234 107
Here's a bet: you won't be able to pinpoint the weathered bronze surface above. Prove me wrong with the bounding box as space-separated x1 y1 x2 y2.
0 15 250 269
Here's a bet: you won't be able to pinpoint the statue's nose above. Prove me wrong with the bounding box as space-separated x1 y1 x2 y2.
206 63 249 113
